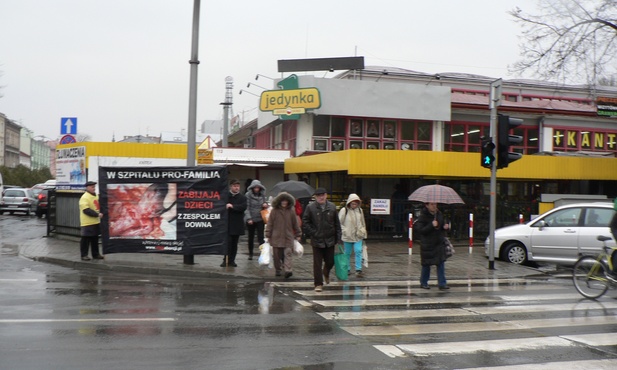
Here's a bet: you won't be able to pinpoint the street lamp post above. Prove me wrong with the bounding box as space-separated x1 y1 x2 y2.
184 0 201 266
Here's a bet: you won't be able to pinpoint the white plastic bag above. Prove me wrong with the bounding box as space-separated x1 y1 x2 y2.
362 241 369 268
258 242 272 267
293 240 304 258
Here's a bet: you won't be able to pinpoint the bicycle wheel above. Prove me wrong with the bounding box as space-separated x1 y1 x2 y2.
573 256 609 299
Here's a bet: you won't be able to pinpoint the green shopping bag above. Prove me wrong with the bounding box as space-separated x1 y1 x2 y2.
334 244 349 281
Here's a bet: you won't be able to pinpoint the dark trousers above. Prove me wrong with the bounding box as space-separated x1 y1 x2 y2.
246 221 265 256
80 235 101 258
312 245 335 287
225 235 240 264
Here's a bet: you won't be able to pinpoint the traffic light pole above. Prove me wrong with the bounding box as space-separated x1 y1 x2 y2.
487 79 501 270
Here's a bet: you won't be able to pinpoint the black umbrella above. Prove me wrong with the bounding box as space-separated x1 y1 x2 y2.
270 181 315 199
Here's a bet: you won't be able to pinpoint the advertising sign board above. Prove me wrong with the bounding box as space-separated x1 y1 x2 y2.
98 166 228 255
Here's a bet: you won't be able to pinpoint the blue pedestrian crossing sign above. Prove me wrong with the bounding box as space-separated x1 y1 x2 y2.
61 117 78 135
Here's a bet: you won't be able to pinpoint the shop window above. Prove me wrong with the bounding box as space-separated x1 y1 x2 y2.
551 127 617 153
314 139 327 151
366 141 379 149
350 141 363 149
383 142 396 150
313 115 330 136
417 122 431 141
350 119 363 137
331 140 345 151
331 117 346 137
384 120 396 139
446 123 486 152
449 124 465 144
401 121 415 141
367 120 380 138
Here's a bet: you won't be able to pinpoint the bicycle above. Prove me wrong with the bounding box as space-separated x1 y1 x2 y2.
572 235 617 299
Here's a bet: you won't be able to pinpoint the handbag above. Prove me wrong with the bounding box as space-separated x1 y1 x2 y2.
260 209 270 224
362 241 368 268
444 237 455 259
334 245 349 281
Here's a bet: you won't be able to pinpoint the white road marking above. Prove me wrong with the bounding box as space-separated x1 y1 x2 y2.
296 284 567 297
375 334 617 359
316 301 617 320
561 332 617 346
0 279 39 282
311 293 582 307
0 318 176 323
394 336 574 356
342 315 617 336
273 278 531 288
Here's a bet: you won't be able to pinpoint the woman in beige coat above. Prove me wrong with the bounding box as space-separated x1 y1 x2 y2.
339 193 367 277
265 192 302 278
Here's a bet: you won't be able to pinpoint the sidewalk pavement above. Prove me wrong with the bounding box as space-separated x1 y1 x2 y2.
19 235 546 282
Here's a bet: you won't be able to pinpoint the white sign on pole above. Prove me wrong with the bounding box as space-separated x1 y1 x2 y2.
370 199 391 215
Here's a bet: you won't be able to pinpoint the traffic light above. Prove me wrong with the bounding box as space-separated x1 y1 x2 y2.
497 114 523 169
480 137 495 168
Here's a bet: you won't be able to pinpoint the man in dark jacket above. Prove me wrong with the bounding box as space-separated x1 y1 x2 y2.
222 179 247 267
302 187 342 292
414 202 450 290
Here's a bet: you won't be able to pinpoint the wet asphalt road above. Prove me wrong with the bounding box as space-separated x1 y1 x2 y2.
3 215 617 369
0 215 395 370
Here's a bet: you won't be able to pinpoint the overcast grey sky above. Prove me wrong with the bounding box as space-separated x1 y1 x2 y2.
0 0 538 142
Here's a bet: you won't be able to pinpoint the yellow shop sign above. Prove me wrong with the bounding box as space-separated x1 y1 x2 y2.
260 88 321 112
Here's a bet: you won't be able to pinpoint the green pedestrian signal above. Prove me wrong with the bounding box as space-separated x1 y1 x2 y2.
480 137 495 168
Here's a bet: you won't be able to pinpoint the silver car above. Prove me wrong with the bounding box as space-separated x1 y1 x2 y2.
485 202 616 265
0 188 37 216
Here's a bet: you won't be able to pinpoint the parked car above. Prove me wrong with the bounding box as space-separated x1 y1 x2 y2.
0 187 37 216
485 202 616 265
31 186 53 218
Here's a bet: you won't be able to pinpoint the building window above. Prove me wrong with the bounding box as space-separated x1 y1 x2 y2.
384 120 396 139
331 117 346 137
444 121 539 154
313 115 330 136
350 119 363 137
445 123 487 152
366 120 380 138
313 139 327 151
401 120 431 149
331 140 345 151
311 116 433 152
552 127 617 153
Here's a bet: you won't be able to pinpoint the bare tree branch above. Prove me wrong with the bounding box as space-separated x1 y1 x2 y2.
509 0 617 84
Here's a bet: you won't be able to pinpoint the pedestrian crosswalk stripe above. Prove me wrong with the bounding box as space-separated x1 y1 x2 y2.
296 283 567 297
273 277 531 288
277 278 617 365
316 301 617 320
374 333 617 358
309 292 583 308
377 336 574 357
342 315 617 336
561 332 617 346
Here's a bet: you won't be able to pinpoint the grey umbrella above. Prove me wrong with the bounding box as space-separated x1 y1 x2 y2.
270 180 315 199
408 184 464 204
